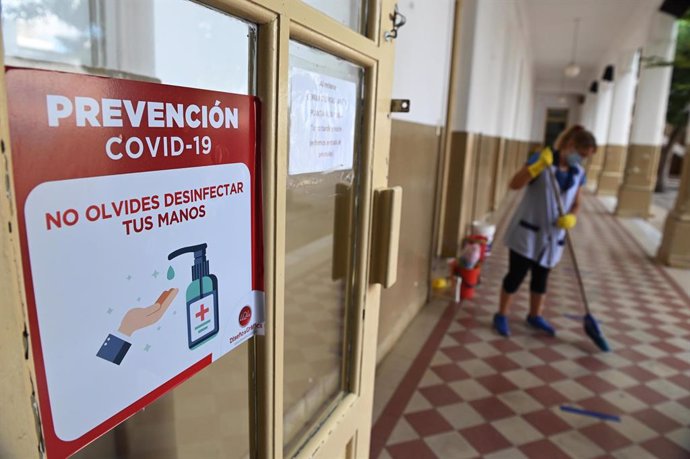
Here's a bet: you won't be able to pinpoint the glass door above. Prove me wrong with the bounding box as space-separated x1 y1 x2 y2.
2 1 258 458
282 41 364 455
269 1 400 458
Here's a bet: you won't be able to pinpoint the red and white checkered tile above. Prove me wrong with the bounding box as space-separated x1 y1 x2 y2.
372 195 690 459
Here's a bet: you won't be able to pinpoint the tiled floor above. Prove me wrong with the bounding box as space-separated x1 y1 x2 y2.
371 194 690 459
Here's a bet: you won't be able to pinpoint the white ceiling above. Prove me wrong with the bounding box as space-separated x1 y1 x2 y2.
524 0 663 94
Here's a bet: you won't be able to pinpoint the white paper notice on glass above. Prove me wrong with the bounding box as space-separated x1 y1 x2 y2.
289 68 357 175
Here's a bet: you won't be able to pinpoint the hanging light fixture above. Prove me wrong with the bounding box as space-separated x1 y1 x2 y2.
558 74 567 104
564 63 581 78
564 18 581 78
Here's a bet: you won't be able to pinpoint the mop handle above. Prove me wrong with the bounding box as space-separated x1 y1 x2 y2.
546 166 592 316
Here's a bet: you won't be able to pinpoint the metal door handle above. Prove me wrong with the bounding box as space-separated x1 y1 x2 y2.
369 187 403 288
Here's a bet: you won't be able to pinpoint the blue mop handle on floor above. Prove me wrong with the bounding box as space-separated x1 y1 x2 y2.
546 166 610 352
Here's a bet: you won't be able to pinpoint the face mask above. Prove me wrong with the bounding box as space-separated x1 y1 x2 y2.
566 152 583 167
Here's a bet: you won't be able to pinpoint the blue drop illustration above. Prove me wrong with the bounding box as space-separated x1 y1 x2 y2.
167 266 175 280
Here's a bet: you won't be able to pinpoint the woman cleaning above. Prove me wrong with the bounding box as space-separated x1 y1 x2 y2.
493 125 597 337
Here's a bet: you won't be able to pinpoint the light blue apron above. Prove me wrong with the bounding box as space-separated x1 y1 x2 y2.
504 163 583 268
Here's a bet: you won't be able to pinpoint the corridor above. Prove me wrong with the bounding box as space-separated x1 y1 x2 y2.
371 193 690 459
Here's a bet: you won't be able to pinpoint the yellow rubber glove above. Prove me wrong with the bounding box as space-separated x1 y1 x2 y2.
527 147 554 178
557 213 577 230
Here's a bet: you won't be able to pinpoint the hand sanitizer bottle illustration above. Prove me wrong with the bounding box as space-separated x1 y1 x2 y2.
168 243 219 349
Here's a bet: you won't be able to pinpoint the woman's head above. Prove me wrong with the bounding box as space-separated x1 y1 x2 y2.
555 125 597 158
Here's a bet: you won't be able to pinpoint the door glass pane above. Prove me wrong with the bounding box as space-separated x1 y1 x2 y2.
544 109 569 148
2 0 253 94
2 1 256 458
300 0 364 33
2 0 93 66
284 41 363 453
74 343 252 459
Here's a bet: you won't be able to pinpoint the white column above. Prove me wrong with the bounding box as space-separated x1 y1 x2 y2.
585 81 613 190
617 12 678 217
608 51 640 146
579 93 596 131
596 51 640 195
630 13 678 147
657 115 690 268
579 95 588 129
594 81 614 145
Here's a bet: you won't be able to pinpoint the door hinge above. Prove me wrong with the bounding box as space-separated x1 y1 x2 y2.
31 389 46 458
384 4 407 41
23 324 29 360
390 99 410 113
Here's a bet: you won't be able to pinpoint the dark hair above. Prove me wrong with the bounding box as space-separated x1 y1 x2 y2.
571 129 597 151
555 125 597 151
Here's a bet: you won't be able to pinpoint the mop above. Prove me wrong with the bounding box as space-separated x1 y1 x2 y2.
547 167 610 352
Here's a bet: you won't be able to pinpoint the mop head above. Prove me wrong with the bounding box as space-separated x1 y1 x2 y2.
583 313 610 352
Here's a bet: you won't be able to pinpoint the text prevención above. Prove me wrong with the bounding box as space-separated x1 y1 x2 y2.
46 95 241 160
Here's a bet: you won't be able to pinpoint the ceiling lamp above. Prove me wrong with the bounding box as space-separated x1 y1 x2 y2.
558 74 568 104
564 63 581 78
564 18 581 78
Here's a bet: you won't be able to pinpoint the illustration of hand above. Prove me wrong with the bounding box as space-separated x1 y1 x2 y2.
118 288 179 336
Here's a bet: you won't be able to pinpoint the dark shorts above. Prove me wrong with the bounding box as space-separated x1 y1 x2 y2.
502 250 551 294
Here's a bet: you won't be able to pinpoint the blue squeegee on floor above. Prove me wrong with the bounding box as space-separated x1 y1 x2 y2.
560 405 620 422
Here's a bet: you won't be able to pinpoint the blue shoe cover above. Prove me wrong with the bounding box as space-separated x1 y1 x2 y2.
526 315 556 336
493 313 510 337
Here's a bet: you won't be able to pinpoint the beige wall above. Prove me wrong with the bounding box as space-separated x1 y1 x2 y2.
441 131 476 257
377 120 441 358
495 139 513 207
440 132 528 257
596 145 628 196
616 144 661 218
585 145 607 191
472 135 500 221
